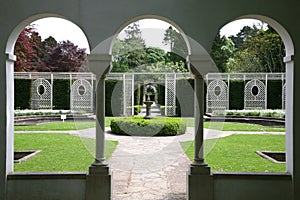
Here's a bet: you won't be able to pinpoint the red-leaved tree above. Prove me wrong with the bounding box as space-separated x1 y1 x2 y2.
14 25 88 72
14 27 45 72
43 40 87 72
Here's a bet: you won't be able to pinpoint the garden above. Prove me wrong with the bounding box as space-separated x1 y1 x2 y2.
14 111 286 172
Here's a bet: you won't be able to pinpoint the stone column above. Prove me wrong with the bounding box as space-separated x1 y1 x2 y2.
0 53 16 200
192 74 208 167
85 54 112 200
187 55 214 200
92 75 107 165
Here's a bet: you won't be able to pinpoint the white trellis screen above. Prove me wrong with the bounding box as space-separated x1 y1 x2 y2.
71 79 93 113
165 74 176 116
31 78 53 109
123 74 134 116
244 79 266 109
206 79 228 113
282 83 286 110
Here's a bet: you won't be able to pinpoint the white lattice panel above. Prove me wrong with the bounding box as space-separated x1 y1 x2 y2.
123 74 134 116
31 78 52 109
206 79 228 113
282 83 286 110
71 79 93 113
244 79 266 109
165 74 176 116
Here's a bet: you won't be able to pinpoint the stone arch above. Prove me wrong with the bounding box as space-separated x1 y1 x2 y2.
215 14 294 174
5 14 91 174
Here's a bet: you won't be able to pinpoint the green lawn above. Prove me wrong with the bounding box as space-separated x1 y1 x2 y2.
204 122 285 132
181 134 286 172
14 117 114 131
14 117 285 132
14 133 118 172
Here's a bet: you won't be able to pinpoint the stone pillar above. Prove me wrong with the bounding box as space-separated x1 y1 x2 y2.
85 54 112 200
93 76 106 165
187 55 214 200
192 75 208 167
0 53 16 200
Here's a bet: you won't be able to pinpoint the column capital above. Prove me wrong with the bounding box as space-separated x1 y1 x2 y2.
6 53 16 62
284 54 294 63
88 54 112 77
187 54 218 76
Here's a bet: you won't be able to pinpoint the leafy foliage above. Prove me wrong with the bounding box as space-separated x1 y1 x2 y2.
211 24 285 73
14 26 45 71
211 33 235 72
112 23 188 73
43 40 87 72
14 25 88 72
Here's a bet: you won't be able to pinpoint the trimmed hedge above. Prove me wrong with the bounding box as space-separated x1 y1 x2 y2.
105 80 123 116
14 79 31 109
229 81 244 110
53 79 70 110
110 116 187 136
267 80 283 109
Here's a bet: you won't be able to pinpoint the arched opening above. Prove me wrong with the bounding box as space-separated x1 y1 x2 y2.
106 16 195 198
6 15 95 173
204 16 293 173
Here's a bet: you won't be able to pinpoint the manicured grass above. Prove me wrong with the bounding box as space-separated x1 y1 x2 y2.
204 122 285 132
174 118 285 132
14 133 118 172
181 134 286 172
14 117 114 131
14 117 285 132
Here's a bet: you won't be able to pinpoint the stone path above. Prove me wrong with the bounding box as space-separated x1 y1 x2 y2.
69 127 241 200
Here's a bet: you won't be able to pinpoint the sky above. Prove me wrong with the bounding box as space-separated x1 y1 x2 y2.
32 17 266 53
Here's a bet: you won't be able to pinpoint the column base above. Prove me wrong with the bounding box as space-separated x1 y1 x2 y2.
187 164 213 200
85 164 111 200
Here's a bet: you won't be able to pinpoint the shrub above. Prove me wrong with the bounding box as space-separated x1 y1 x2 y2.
133 105 142 115
110 116 187 136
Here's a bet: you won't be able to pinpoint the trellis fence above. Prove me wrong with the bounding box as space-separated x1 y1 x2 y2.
205 73 286 113
14 72 286 115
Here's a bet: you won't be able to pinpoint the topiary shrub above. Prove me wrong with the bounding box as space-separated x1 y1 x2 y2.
110 116 187 136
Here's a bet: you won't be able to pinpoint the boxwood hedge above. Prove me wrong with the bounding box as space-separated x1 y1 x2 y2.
110 116 187 136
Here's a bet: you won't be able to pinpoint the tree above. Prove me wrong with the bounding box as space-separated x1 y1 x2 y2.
14 26 45 72
163 26 188 62
14 25 88 72
227 25 285 72
112 22 147 71
43 36 57 48
211 32 235 72
229 25 260 49
43 40 87 72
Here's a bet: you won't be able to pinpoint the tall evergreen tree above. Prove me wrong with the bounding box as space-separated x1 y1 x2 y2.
211 32 235 72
